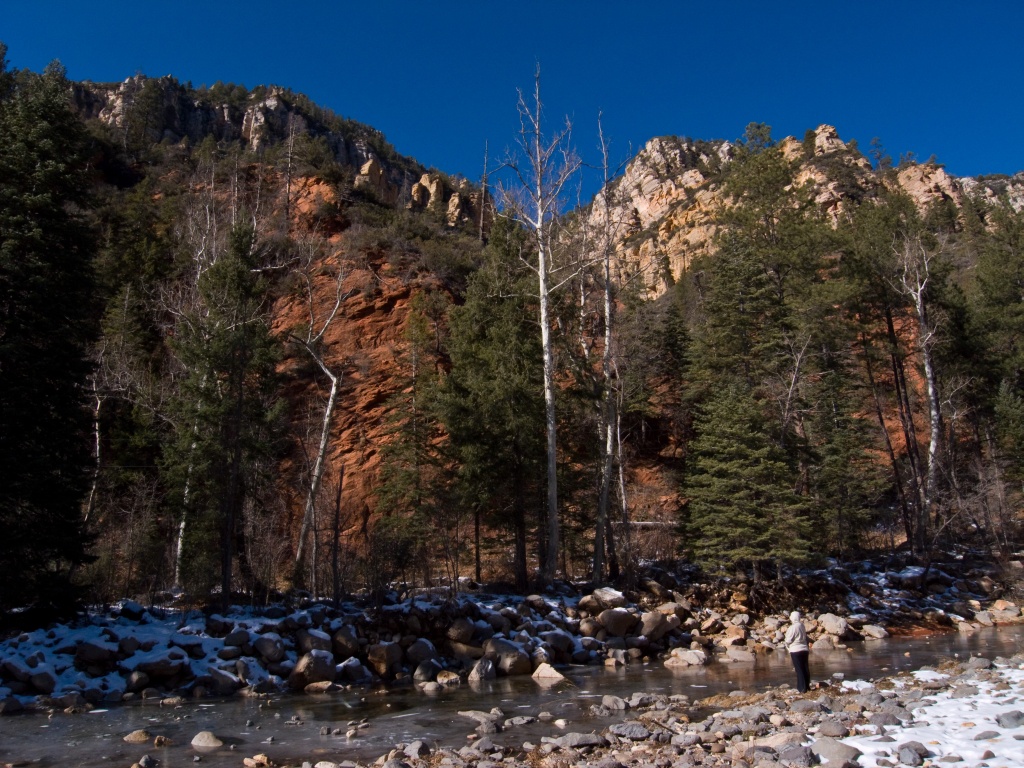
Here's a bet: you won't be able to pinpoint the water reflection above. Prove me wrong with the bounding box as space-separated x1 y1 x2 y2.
3 626 1021 768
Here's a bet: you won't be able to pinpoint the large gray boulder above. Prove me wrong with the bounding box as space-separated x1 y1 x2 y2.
447 617 476 644
208 666 244 695
592 587 628 609
253 633 285 663
413 659 442 683
132 647 190 678
861 624 889 639
817 613 850 637
664 647 707 667
810 737 862 764
597 608 638 638
288 650 336 690
638 611 670 641
406 638 439 666
483 638 531 676
28 665 57 694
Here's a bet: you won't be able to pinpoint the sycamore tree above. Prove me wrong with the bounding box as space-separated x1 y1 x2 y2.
498 69 581 584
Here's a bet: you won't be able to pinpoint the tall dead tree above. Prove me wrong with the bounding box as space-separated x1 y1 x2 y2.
290 233 352 586
500 68 580 584
895 234 945 553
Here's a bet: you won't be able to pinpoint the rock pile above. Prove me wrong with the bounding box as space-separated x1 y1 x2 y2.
0 556 1020 713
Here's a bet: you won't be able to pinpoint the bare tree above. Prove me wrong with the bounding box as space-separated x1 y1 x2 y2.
499 67 581 584
289 232 354 584
894 234 945 552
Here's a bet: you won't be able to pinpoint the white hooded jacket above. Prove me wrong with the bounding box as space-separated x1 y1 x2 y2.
784 611 808 653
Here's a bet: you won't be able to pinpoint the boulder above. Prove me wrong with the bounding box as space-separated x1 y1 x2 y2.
539 628 575 655
133 647 190 678
555 732 608 749
28 665 57 694
413 659 442 683
810 737 862 764
861 624 889 640
609 722 650 741
288 650 336 690
337 657 372 683
253 633 285 663
468 658 496 682
436 670 461 686
447 617 476 644
597 608 638 638
332 625 360 658
817 613 850 637
367 642 403 679
811 636 836 651
223 629 250 647
75 638 118 666
191 731 223 748
638 611 670 641
642 579 673 601
119 600 147 622
0 697 24 715
656 602 691 621
579 617 602 637
208 666 244 695
406 638 439 666
592 587 628 609
664 648 707 667
483 638 531 676
296 629 332 654
532 663 566 682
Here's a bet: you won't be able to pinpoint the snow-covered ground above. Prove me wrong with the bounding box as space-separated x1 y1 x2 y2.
839 665 1024 767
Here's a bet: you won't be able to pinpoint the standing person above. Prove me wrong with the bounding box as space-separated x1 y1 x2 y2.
785 610 810 693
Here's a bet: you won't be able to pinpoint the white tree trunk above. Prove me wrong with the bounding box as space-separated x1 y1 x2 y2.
294 364 339 573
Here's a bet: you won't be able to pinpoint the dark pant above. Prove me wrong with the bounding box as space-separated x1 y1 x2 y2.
790 650 810 693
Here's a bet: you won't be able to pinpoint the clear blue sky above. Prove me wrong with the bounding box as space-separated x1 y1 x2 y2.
4 1 1022 198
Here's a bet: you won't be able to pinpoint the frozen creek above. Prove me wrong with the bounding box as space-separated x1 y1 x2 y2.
1 626 1022 768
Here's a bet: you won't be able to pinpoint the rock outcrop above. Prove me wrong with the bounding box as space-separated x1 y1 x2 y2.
593 125 1024 300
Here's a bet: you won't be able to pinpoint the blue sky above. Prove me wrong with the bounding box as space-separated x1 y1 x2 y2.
4 1 1022 198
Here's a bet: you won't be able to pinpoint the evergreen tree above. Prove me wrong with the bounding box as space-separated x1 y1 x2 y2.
439 219 546 590
683 385 811 581
163 223 282 607
374 291 452 589
0 51 98 618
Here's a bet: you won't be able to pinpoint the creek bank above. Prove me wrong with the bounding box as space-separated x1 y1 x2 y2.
124 650 1024 768
1 554 1021 715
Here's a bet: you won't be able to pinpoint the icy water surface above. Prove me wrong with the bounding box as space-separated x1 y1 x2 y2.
2 626 1021 768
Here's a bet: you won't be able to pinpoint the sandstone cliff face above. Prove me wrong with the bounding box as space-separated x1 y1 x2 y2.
72 75 418 200
590 136 729 297
270 178 441 544
595 125 1022 299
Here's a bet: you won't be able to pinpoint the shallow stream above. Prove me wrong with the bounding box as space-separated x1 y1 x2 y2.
3 626 1021 768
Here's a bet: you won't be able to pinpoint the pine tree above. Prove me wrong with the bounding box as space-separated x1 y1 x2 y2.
683 385 811 580
439 219 546 590
0 51 98 618
163 223 282 607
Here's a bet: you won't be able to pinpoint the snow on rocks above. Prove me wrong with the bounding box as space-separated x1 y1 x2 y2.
0 555 1020 716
